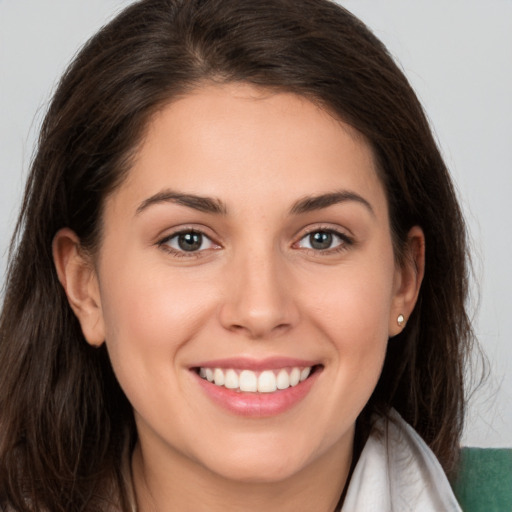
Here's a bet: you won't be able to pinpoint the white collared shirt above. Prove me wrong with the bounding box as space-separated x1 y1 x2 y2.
341 410 462 511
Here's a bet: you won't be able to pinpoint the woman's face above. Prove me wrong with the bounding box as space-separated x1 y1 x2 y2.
61 83 422 485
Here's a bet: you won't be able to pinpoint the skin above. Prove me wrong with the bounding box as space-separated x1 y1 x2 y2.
53 83 424 511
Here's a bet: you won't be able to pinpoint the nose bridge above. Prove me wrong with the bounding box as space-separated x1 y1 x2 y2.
220 240 297 338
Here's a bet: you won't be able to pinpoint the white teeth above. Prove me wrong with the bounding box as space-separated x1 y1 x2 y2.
289 367 301 387
258 370 277 393
213 368 225 386
276 369 290 390
239 370 258 392
224 369 238 389
300 367 311 381
198 366 313 393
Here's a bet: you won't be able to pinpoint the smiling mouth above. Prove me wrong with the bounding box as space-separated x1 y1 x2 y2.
194 365 321 393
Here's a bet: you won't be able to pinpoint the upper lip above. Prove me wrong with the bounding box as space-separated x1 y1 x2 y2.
191 357 321 371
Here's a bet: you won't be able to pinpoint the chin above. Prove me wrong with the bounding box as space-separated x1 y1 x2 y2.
207 455 310 484
194 434 322 484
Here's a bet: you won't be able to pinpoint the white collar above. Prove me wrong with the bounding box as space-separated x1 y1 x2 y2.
341 409 462 511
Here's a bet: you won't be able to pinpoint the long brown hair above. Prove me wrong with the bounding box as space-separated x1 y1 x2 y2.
0 0 474 509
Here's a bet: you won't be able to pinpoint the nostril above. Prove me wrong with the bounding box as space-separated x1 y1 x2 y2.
228 321 292 339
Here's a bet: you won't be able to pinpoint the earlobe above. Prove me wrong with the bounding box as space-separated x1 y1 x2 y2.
52 228 105 347
389 226 425 337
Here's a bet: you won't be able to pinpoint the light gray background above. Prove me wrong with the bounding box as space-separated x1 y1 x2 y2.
1 1 511 447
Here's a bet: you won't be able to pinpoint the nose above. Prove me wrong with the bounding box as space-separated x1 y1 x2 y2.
219 248 299 339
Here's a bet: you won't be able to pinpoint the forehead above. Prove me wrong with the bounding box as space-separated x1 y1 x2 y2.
110 83 387 218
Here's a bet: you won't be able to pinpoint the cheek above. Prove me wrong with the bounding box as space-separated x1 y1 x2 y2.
308 259 395 345
303 248 396 394
97 264 215 380
315 280 390 383
97 268 221 430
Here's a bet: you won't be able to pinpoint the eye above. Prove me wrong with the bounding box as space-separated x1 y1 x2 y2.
160 230 217 254
297 230 349 251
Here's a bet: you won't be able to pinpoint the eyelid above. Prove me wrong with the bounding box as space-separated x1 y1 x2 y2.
293 225 354 253
157 227 221 256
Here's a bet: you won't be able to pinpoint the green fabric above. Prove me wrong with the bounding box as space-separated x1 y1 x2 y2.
451 447 512 512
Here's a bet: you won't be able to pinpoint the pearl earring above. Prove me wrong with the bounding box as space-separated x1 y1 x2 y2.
397 314 405 327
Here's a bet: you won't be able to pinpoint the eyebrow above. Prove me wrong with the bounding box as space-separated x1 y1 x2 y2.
289 191 375 216
136 190 227 215
135 189 374 217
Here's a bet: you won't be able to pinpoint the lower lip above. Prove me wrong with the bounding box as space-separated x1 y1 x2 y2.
194 369 320 418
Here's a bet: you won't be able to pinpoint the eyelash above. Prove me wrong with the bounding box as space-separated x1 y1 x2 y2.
295 227 354 255
157 229 219 258
157 227 353 258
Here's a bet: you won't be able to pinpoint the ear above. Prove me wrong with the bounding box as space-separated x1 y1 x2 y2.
52 228 105 347
389 226 425 337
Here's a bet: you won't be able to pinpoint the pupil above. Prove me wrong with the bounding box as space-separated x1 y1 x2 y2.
310 231 332 250
178 232 202 251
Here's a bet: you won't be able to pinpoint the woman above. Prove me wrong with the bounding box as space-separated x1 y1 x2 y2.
0 0 472 510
